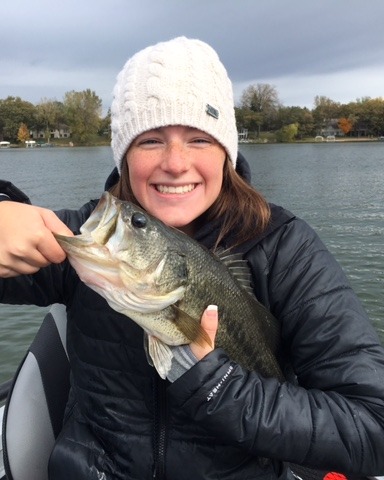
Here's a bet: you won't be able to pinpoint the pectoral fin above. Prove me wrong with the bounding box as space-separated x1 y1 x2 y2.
143 332 154 367
146 333 174 379
172 305 212 348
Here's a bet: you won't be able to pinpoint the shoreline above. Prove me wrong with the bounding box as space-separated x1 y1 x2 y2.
1 137 383 149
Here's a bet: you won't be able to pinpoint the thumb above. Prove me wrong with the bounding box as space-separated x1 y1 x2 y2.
40 209 74 236
37 209 74 263
201 305 218 349
190 305 219 360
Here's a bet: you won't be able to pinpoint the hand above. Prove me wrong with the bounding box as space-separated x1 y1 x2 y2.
166 305 219 382
190 305 219 360
0 201 73 277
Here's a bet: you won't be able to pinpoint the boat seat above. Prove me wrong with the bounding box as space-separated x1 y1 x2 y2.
2 304 69 480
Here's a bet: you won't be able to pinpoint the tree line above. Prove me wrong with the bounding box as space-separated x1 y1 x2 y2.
0 90 110 145
237 84 384 141
1 84 383 145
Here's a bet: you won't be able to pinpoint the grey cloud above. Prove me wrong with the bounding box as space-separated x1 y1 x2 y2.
1 0 384 109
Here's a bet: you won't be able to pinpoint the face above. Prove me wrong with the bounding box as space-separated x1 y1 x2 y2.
125 125 226 234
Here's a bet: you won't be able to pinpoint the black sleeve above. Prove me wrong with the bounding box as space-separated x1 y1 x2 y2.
0 180 31 204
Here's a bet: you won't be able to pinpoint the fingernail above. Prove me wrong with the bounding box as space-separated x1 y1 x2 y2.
206 305 218 315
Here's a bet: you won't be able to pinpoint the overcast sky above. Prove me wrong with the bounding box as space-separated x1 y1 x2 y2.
1 0 384 114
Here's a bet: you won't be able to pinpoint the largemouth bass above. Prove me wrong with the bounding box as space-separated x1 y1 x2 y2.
55 192 283 381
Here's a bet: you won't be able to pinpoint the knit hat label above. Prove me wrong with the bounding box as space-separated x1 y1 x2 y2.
206 104 219 119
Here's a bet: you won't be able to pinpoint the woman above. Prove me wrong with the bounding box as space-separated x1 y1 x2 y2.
1 37 384 480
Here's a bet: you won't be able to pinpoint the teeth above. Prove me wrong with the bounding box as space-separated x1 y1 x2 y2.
156 184 195 194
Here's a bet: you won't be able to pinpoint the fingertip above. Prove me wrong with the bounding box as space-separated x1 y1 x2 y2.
202 305 219 333
206 305 218 316
58 227 74 237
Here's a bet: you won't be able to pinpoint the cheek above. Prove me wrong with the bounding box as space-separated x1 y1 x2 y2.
211 174 224 199
204 161 225 193
127 156 152 191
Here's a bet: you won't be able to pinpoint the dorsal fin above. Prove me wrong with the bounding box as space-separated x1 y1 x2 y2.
215 250 254 296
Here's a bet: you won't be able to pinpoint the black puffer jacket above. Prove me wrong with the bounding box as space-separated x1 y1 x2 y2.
1 157 384 479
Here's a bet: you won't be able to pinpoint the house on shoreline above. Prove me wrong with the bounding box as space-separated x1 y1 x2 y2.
30 124 71 140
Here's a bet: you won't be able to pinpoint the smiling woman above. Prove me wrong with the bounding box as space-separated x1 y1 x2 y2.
1 36 384 480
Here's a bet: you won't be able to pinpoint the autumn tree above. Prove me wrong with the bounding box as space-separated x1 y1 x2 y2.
63 89 102 144
338 117 353 136
17 123 30 144
239 83 280 136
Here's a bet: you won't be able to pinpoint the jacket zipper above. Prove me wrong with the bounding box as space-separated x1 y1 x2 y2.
152 375 168 479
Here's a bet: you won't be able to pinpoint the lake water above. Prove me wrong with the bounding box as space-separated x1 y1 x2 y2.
0 143 383 385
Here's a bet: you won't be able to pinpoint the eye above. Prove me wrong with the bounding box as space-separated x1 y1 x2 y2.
131 212 147 228
192 137 211 143
139 138 161 145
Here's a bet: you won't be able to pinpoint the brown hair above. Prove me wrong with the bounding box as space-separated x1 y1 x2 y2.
109 157 270 249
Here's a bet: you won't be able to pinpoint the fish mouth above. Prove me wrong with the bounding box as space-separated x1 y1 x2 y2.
154 183 198 194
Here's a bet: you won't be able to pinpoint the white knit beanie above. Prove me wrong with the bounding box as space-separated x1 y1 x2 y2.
111 36 238 173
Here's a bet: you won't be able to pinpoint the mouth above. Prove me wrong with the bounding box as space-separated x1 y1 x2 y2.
154 184 197 194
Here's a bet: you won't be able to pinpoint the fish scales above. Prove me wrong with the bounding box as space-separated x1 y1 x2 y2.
173 239 281 378
55 192 284 381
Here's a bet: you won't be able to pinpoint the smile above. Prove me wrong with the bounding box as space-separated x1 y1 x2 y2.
155 184 196 194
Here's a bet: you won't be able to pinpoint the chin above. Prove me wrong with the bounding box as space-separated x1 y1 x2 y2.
158 214 196 232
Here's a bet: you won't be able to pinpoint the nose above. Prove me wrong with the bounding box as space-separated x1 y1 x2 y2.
161 142 190 174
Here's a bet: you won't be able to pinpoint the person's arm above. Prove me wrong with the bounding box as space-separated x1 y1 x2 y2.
0 179 32 204
168 218 384 476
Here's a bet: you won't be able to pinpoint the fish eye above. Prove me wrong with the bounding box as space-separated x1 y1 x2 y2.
131 212 147 228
